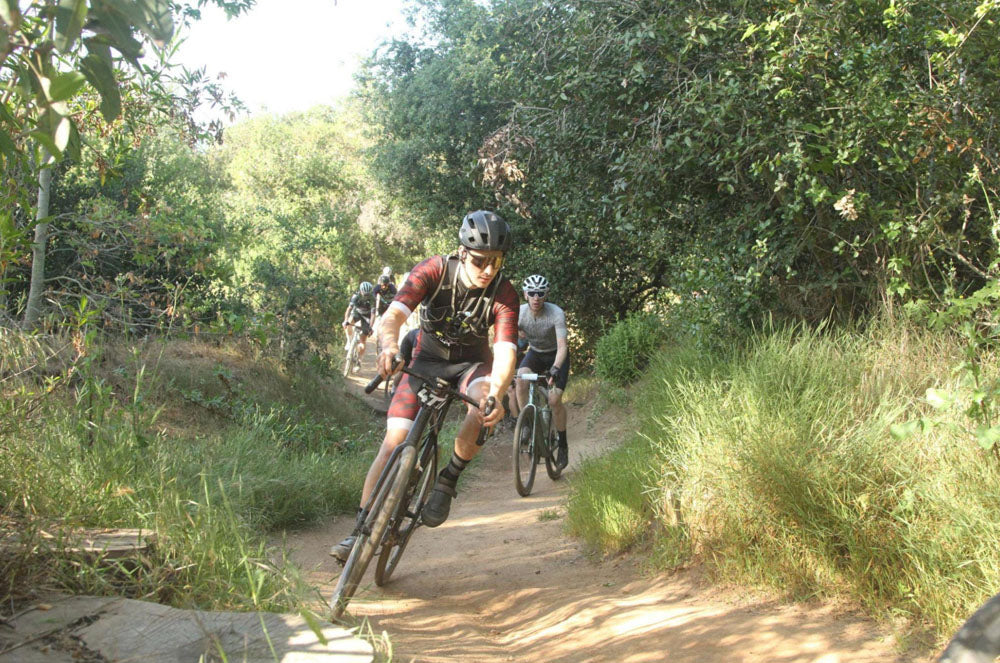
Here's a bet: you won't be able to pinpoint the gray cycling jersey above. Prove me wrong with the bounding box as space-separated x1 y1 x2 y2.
518 302 567 353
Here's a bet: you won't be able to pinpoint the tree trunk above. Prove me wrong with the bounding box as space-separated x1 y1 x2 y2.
22 153 52 330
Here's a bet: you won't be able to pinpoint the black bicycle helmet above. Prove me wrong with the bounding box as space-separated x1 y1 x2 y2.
459 210 512 252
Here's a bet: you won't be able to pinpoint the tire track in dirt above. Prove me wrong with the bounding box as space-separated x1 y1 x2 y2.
284 353 927 662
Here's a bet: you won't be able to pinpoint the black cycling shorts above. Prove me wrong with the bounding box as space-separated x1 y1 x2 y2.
519 348 570 391
350 311 373 337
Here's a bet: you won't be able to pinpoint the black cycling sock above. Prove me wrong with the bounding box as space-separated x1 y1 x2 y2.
439 452 471 485
558 430 568 447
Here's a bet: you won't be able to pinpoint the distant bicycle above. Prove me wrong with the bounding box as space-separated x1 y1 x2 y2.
342 321 365 377
938 592 1000 662
512 372 561 497
328 363 494 619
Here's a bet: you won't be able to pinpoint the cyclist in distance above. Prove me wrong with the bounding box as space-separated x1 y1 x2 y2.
330 210 519 561
515 274 571 469
373 273 398 338
341 281 376 368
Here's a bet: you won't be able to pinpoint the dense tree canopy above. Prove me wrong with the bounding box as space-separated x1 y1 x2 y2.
361 0 1000 342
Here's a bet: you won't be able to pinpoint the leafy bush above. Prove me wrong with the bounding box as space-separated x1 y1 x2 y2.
594 312 665 386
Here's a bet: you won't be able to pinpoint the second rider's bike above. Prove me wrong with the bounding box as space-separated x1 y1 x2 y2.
328 364 494 619
512 372 562 497
342 321 365 377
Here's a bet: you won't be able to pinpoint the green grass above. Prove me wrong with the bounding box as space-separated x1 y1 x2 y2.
0 331 380 612
566 319 1000 637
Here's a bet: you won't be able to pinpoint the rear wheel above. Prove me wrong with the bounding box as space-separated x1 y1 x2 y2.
544 424 562 480
938 592 1000 663
375 441 437 585
513 406 537 497
329 445 415 619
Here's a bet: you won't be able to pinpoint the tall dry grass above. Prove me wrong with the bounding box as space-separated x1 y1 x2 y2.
568 319 1000 636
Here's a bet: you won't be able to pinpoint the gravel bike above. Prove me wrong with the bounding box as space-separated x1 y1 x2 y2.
328 364 494 619
512 372 561 497
938 592 1000 662
342 321 365 378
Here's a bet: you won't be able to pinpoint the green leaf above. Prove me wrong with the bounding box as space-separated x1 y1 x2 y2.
48 71 87 103
925 388 953 410
64 120 81 161
0 129 15 161
890 419 921 440
29 131 62 163
299 609 329 646
105 0 174 44
55 0 88 53
80 50 122 121
0 0 21 29
88 5 144 61
35 107 73 155
975 425 1000 451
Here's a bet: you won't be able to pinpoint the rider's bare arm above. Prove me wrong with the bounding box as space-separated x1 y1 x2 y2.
553 334 568 376
376 305 408 375
489 342 517 403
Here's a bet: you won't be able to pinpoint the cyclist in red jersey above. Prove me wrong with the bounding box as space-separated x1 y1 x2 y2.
330 210 519 561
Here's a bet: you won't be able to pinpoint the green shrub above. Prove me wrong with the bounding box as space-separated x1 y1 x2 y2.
565 436 653 554
594 312 665 386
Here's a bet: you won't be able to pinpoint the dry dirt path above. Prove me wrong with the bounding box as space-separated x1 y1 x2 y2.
284 353 931 663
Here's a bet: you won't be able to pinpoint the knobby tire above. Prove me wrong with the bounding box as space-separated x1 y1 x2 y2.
938 592 1000 663
329 445 415 619
513 405 537 497
343 334 358 378
374 441 437 585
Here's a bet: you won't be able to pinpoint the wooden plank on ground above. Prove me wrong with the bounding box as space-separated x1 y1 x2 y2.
0 528 155 559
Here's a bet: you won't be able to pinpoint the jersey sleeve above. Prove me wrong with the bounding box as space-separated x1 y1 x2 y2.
391 256 444 317
554 306 568 340
491 279 520 346
349 294 359 308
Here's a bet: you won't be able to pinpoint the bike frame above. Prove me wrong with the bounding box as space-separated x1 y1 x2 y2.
520 373 553 457
356 388 453 532
330 366 493 618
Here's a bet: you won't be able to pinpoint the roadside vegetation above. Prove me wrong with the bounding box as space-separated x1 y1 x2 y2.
567 315 1000 638
0 328 380 611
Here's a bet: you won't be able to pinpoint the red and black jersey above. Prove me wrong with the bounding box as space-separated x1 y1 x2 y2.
391 255 519 350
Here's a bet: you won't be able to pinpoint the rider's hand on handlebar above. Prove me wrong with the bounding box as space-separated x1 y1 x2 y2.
547 366 560 386
480 395 504 428
376 345 399 378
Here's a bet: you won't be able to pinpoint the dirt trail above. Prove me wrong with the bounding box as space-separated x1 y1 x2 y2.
284 354 929 663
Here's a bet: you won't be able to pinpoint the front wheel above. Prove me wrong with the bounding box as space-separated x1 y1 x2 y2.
329 445 415 619
512 406 537 497
374 442 436 585
343 334 358 378
939 592 1000 663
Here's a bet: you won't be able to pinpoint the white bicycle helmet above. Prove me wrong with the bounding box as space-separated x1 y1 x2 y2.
381 266 393 278
359 281 374 296
522 274 550 294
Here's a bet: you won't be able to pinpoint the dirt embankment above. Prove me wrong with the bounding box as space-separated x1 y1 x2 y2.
284 358 929 663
